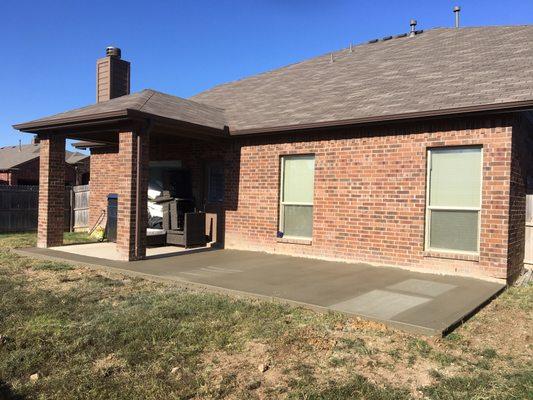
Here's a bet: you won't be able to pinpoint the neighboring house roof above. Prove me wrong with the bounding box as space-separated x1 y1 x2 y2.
14 25 533 136
65 151 89 164
0 143 88 170
14 90 227 131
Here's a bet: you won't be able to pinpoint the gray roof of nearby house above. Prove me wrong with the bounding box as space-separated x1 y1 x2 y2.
14 26 533 135
0 143 88 170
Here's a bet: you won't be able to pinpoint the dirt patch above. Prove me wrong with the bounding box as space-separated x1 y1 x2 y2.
93 353 126 376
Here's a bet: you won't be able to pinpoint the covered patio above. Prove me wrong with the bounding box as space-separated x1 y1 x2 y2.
14 89 233 261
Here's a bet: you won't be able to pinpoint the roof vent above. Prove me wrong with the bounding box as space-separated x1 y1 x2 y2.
409 19 417 37
106 46 121 58
453 6 461 28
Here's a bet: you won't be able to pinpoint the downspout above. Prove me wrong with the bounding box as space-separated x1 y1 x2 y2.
134 119 153 259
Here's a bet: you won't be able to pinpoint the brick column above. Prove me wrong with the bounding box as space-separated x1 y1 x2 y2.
116 129 149 260
37 134 65 248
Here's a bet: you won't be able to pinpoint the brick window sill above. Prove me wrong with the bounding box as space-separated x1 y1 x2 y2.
423 250 479 262
276 237 312 245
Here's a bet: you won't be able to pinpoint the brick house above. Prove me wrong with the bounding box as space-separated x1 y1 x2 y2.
13 26 533 283
0 142 89 186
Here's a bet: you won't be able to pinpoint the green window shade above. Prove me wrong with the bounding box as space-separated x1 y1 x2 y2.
283 156 315 203
429 148 482 208
283 205 313 238
429 210 479 252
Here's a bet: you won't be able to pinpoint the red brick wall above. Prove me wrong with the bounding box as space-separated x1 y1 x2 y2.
89 139 231 246
87 115 526 281
89 132 149 260
37 135 65 248
224 116 514 280
507 112 533 282
88 146 120 228
115 131 149 260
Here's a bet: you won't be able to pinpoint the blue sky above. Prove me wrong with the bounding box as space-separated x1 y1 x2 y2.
1 0 532 150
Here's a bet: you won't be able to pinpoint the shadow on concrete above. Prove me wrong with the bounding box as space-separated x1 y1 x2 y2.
144 246 223 260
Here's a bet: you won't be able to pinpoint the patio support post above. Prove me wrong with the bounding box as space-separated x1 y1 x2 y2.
116 128 149 260
37 133 65 248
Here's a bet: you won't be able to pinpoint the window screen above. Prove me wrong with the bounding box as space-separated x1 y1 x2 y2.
280 155 315 238
426 147 482 253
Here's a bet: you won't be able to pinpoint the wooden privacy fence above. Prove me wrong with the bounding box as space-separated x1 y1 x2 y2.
69 184 90 231
0 184 90 233
0 185 39 233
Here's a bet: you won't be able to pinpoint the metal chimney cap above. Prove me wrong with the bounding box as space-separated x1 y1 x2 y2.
453 5 461 12
410 19 417 26
106 46 121 58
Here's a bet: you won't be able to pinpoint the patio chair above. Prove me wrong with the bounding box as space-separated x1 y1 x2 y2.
154 193 207 248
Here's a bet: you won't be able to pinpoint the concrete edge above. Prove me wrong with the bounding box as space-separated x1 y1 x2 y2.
13 247 443 336
439 285 506 336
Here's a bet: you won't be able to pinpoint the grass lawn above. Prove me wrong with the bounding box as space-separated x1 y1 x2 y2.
0 233 531 399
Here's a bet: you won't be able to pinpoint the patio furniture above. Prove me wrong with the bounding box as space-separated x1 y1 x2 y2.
154 193 207 248
146 228 166 247
166 212 206 248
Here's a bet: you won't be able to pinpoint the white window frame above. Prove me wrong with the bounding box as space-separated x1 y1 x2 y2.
424 146 483 255
279 154 315 240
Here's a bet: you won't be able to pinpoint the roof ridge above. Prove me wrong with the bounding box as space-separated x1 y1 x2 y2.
144 88 227 112
137 89 156 112
191 25 533 99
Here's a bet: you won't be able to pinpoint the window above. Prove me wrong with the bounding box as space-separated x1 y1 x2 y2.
425 147 482 253
279 155 315 238
207 163 224 203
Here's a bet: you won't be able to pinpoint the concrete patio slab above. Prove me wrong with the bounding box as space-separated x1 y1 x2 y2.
14 246 505 336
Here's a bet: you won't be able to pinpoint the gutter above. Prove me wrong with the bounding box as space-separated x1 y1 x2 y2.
230 99 533 136
13 110 133 131
13 109 228 136
12 99 533 138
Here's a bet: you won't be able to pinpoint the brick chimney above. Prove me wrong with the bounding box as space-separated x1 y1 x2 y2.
96 46 130 102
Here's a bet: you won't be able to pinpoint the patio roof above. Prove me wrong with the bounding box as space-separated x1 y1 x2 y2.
13 89 228 134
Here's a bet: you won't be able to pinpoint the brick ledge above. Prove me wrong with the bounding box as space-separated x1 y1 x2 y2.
276 237 312 245
423 250 479 262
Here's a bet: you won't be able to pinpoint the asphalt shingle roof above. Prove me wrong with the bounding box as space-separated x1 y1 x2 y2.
14 26 533 135
191 26 533 132
16 90 227 131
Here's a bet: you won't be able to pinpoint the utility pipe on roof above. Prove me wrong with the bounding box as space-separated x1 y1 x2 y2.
454 6 461 28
